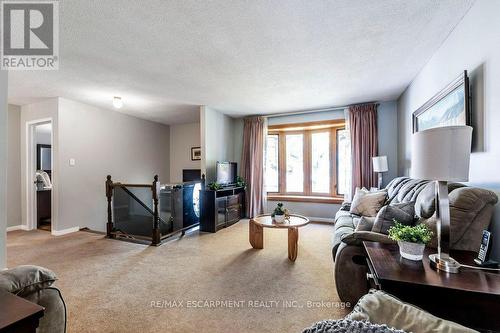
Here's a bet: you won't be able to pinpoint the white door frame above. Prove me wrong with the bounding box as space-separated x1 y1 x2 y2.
25 118 56 231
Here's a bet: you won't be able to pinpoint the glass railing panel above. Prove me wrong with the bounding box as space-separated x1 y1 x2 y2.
182 182 201 229
159 186 175 235
110 181 201 241
112 186 153 238
126 187 153 210
159 182 201 236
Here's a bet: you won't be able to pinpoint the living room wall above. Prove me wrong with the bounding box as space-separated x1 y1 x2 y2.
169 122 201 183
57 98 170 232
19 99 60 234
6 105 21 228
397 0 500 259
0 70 7 269
14 98 170 234
200 106 243 182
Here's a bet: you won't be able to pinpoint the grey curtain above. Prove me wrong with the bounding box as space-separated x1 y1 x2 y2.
241 116 267 218
348 103 378 195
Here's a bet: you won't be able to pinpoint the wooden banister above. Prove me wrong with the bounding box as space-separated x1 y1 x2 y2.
105 175 114 238
152 175 161 246
107 174 196 246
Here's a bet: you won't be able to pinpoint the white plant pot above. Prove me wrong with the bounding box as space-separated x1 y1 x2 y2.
398 241 425 261
274 214 286 223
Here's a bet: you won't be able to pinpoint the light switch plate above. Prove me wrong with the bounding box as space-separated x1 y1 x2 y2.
69 158 76 166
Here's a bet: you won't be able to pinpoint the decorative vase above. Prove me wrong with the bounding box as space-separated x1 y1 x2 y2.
274 214 286 223
398 241 425 261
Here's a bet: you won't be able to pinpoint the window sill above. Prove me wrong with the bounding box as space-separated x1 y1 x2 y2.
267 195 344 204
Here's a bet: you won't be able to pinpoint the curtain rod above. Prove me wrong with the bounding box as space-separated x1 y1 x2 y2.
263 102 380 119
264 106 347 119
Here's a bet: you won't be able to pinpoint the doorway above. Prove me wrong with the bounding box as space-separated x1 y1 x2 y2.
26 119 54 232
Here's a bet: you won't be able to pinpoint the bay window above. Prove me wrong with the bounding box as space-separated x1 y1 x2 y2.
265 120 349 203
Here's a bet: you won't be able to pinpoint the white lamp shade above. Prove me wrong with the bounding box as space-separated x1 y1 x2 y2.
411 126 472 182
372 156 388 172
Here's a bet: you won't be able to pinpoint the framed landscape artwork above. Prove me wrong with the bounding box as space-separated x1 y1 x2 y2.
412 71 471 133
191 147 201 161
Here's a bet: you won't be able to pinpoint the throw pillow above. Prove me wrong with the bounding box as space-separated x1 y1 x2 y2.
347 290 477 333
350 188 387 217
355 216 375 232
372 202 415 235
0 265 57 297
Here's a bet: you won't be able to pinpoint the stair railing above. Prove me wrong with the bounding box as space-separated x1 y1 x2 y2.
105 175 162 246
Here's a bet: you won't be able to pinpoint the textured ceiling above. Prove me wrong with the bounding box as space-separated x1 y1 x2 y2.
8 0 474 124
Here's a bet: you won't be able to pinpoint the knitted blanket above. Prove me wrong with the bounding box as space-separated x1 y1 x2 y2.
302 319 407 333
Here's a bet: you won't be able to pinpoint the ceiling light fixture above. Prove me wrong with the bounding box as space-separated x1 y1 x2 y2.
113 96 123 109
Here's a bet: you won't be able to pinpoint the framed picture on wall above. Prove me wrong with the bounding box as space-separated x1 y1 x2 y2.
191 147 201 161
412 70 471 133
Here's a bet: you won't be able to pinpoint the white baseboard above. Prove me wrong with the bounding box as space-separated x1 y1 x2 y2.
308 217 335 224
51 226 80 236
6 225 30 232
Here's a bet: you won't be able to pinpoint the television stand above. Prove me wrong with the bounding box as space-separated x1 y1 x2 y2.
200 185 245 233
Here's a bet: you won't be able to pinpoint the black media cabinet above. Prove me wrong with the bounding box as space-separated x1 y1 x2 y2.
200 186 245 232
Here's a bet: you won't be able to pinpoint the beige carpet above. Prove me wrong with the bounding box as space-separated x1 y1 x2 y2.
7 220 349 333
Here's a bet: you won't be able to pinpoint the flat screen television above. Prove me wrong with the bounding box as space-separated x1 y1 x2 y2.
216 162 237 185
182 169 201 182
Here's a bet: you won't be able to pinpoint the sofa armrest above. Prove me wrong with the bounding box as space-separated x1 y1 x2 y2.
448 187 498 251
340 202 351 211
24 287 67 333
449 187 498 208
341 231 395 246
334 243 370 303
0 265 57 297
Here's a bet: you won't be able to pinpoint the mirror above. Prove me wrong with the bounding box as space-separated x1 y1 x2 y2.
37 144 52 171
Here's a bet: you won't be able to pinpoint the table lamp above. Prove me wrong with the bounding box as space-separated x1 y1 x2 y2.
411 126 473 273
372 156 388 189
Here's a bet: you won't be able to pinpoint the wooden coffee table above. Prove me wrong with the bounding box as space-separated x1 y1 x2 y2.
249 214 309 261
364 241 500 331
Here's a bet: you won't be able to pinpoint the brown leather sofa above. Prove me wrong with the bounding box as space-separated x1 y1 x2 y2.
332 177 498 304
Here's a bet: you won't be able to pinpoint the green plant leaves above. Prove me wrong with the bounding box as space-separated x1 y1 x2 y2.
272 202 286 216
388 220 433 244
208 182 222 190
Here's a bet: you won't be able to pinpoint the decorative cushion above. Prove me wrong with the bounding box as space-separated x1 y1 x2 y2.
347 290 477 333
302 319 407 333
350 188 387 217
0 265 57 297
372 202 415 235
355 217 375 232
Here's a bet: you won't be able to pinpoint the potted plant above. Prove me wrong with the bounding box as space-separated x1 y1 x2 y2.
208 182 222 191
271 202 288 223
388 221 433 261
236 176 246 188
